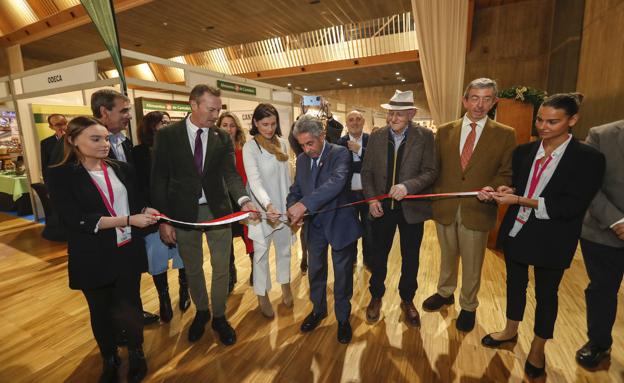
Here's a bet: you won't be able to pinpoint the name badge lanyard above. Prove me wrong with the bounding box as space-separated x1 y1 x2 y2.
515 155 554 225
89 161 131 247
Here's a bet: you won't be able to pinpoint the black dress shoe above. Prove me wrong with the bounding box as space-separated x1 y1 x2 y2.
524 358 545 379
422 293 454 311
212 316 236 346
99 353 121 383
142 310 159 326
337 321 352 344
188 310 210 342
127 348 147 383
576 342 610 369
179 286 191 312
300 311 327 332
481 333 518 348
158 291 173 323
456 309 476 332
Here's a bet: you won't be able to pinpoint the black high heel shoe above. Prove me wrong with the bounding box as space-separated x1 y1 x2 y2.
524 358 546 379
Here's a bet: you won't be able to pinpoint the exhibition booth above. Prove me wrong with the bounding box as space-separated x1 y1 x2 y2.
0 49 295 220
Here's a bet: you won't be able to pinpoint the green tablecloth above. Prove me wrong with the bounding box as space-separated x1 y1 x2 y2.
0 173 29 201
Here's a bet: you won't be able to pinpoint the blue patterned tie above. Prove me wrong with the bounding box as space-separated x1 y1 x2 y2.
310 158 319 187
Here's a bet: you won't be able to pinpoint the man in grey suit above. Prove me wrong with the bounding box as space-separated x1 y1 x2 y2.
361 90 438 327
576 119 624 369
151 84 258 345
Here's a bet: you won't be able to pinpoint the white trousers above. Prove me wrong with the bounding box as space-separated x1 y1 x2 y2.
253 227 292 296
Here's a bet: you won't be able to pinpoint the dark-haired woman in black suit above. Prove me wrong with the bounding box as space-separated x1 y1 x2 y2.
48 116 159 383
477 93 605 379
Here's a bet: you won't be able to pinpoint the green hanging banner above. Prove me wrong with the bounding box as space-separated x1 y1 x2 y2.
80 0 127 95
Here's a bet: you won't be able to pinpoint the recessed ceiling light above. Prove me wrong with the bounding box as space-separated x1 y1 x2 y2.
163 22 168 27
304 88 308 91
336 78 341 81
395 72 400 75
287 83 292 86
401 79 406 82
349 84 353 87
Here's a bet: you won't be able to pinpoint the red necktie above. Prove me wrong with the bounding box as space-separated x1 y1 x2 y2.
460 122 477 171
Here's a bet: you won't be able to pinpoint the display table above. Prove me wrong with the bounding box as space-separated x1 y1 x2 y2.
0 172 29 201
0 172 32 215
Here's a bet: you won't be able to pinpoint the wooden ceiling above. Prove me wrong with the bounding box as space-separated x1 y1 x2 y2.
0 0 531 92
261 60 422 92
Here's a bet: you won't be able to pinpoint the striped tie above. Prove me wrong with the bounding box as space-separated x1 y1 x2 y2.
460 122 477 171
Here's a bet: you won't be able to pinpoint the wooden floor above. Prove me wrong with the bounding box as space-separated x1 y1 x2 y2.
0 213 622 383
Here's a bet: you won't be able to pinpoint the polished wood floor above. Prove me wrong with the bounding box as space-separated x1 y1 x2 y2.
0 213 622 382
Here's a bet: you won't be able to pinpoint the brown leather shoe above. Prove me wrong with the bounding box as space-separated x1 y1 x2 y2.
400 300 421 327
366 297 382 323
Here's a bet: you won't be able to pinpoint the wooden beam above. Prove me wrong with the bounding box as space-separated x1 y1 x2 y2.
238 50 419 80
6 44 24 73
0 0 154 47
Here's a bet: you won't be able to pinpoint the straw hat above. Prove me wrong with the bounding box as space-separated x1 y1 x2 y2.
380 90 418 110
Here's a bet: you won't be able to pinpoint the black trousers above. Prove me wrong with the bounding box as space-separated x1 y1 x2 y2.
82 259 143 358
505 256 565 339
368 208 424 301
349 190 373 266
580 238 624 349
307 223 355 322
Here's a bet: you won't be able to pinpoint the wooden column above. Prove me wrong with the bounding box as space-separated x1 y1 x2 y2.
5 45 24 74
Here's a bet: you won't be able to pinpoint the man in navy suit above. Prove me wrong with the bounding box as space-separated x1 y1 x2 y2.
287 115 361 344
40 113 67 180
337 110 372 268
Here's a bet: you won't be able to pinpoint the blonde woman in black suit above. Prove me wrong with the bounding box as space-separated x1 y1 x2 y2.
477 94 605 379
48 116 159 383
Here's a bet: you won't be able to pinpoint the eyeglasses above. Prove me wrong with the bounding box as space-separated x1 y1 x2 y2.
160 120 170 125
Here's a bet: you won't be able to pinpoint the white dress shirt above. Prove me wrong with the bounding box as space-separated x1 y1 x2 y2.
186 116 209 204
89 166 131 245
509 134 573 237
348 133 364 190
459 114 488 154
109 132 127 162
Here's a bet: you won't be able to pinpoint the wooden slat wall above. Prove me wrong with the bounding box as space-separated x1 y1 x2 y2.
575 0 624 138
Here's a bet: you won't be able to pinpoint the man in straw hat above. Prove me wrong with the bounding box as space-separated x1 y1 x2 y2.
422 78 516 332
361 90 438 327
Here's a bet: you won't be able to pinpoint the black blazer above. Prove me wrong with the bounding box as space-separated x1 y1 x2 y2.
131 144 152 205
337 133 369 176
47 160 148 290
151 118 248 223
41 135 65 181
497 138 605 269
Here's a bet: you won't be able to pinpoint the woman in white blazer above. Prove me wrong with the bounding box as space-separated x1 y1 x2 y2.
243 103 294 318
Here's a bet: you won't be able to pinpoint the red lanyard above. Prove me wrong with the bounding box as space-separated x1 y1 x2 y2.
526 155 553 199
90 161 118 217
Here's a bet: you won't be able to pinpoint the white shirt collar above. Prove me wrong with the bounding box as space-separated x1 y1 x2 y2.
186 114 206 134
537 134 573 159
462 114 488 129
109 132 126 144
348 133 363 142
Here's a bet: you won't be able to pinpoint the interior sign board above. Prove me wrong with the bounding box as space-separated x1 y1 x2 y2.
21 62 98 93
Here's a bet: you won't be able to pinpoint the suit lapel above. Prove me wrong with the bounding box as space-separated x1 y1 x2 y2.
314 143 332 187
202 127 220 177
464 118 495 174
173 121 198 172
400 125 418 168
448 120 462 173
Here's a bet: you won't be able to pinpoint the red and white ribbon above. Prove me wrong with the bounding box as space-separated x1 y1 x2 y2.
156 211 250 227
152 191 479 227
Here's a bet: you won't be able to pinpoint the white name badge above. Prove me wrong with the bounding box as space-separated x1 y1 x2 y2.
117 226 132 247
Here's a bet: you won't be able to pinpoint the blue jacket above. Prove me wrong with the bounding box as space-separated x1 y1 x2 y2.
287 142 361 250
